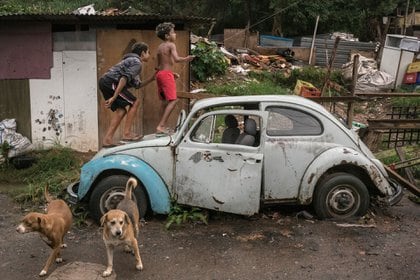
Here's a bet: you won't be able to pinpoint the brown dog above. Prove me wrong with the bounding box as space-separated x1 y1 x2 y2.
100 177 142 277
16 185 73 277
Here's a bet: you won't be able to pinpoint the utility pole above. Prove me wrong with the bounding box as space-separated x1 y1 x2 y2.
403 0 410 35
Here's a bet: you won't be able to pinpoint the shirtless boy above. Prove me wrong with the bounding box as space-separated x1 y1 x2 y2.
155 22 194 135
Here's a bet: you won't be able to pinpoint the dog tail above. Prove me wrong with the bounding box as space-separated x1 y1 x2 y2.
125 177 138 199
44 184 53 203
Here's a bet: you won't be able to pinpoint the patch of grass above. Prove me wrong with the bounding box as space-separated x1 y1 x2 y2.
390 97 420 107
205 78 289 96
249 66 346 93
375 145 420 180
0 147 81 206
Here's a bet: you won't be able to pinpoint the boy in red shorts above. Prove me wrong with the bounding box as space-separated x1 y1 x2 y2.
155 22 195 135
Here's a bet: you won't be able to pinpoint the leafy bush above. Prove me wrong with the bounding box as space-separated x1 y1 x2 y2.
191 41 229 82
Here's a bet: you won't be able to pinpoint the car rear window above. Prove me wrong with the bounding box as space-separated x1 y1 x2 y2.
266 107 322 136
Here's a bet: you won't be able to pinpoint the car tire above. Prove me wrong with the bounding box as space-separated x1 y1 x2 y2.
313 172 370 220
88 175 149 223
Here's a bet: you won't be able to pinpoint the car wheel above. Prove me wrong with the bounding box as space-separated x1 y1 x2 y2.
313 172 370 219
88 175 149 223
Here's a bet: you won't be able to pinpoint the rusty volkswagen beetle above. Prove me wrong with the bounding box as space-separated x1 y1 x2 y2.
68 95 402 222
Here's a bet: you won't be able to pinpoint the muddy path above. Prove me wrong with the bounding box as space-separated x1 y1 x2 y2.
0 191 419 280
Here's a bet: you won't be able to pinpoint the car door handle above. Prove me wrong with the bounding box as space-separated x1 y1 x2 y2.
245 158 261 164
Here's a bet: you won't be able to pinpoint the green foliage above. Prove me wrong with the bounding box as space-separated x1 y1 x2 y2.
249 66 346 93
1 0 416 41
205 78 289 96
0 0 109 14
191 41 229 82
390 97 420 107
0 148 81 205
165 199 208 230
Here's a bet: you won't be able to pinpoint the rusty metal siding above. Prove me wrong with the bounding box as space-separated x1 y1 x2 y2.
297 37 376 68
0 22 52 79
0 80 31 139
96 29 190 145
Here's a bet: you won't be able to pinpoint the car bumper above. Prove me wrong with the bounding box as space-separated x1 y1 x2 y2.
67 181 80 204
384 179 404 206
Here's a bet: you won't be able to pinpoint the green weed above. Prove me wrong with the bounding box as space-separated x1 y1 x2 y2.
0 147 81 206
165 199 208 230
249 66 346 94
390 97 420 107
205 79 289 96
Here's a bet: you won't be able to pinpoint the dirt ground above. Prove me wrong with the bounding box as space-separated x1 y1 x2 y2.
0 189 419 280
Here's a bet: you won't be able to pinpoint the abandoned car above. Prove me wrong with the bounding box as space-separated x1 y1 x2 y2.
67 95 403 222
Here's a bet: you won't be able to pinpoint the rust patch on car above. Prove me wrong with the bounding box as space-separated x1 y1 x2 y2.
189 152 202 163
368 165 384 185
343 148 351 154
308 173 315 184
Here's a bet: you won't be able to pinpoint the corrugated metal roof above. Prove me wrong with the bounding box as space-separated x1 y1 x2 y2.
0 12 215 26
296 37 376 68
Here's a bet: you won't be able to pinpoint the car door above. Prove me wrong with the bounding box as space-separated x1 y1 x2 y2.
174 110 265 215
261 103 326 201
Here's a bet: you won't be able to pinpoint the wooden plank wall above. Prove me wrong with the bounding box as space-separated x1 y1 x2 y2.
96 29 190 146
0 80 31 139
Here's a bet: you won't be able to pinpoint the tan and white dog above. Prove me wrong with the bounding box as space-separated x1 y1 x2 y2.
100 177 143 277
16 185 73 277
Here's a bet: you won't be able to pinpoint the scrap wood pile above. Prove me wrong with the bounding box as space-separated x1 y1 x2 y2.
236 52 293 71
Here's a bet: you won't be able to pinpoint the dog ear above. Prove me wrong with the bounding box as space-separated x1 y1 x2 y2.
124 213 131 225
100 213 108 226
38 216 50 229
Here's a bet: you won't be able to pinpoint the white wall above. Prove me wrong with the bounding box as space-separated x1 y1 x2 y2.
29 51 98 152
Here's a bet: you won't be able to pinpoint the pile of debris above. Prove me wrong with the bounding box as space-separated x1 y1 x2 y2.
192 35 295 76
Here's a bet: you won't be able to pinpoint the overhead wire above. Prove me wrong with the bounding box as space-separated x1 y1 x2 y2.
174 0 306 121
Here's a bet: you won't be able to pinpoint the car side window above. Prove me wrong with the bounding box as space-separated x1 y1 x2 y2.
266 107 322 136
191 114 236 144
191 115 214 143
191 114 261 146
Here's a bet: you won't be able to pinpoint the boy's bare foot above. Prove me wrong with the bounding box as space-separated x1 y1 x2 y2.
156 126 166 133
121 134 143 141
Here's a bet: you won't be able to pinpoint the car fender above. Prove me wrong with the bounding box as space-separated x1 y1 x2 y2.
78 154 170 214
298 147 391 203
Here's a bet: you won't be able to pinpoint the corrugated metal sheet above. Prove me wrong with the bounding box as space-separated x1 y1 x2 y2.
296 37 376 68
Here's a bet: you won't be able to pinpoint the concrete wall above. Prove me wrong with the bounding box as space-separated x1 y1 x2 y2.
29 51 98 152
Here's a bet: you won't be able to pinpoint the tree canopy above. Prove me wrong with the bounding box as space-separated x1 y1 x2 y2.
0 0 418 41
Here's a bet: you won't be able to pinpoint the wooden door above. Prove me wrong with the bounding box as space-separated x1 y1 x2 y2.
96 29 190 147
